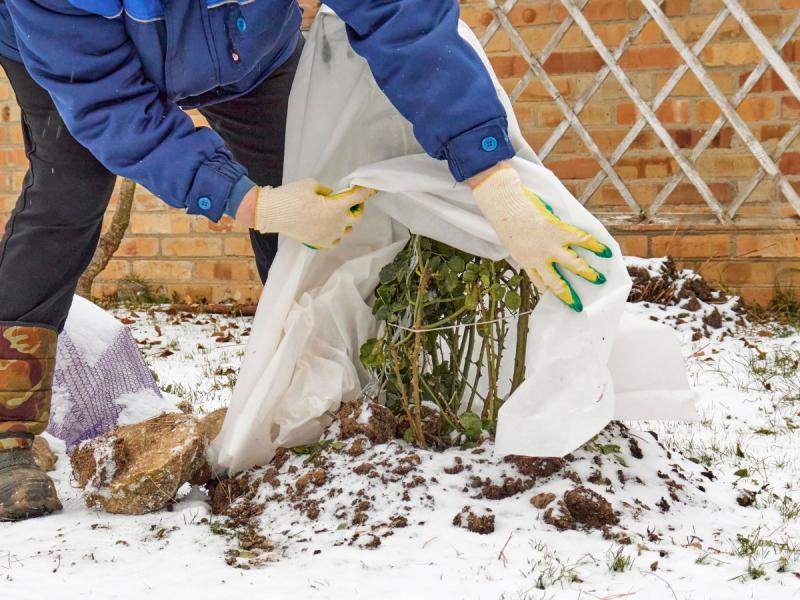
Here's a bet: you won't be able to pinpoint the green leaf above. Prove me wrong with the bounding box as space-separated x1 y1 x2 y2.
598 443 622 455
734 468 749 478
462 271 477 284
379 263 398 284
459 411 482 442
448 256 466 273
505 290 522 311
465 286 479 310
359 338 384 370
403 427 417 444
374 304 392 322
489 282 505 301
507 274 522 288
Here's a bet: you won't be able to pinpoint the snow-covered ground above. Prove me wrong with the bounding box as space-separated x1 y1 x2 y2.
2 261 800 600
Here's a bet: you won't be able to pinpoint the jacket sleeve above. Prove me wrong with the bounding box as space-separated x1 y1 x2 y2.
5 0 248 222
324 0 516 181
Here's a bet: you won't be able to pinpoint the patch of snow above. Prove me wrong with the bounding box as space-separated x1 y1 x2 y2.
115 391 178 426
2 276 799 599
63 296 124 367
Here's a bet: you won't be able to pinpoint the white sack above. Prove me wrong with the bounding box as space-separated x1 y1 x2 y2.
210 10 695 474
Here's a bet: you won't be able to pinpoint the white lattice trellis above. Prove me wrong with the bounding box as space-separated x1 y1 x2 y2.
481 0 800 224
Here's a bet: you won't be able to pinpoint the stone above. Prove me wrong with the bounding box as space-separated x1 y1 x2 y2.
198 408 227 442
32 437 57 472
71 411 221 515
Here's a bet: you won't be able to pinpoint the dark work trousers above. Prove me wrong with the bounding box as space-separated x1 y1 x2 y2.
0 40 301 332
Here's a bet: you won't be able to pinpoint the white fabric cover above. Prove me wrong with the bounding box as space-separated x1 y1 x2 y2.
210 10 695 474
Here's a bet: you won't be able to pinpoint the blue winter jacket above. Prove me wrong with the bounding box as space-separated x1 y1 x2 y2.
0 0 514 222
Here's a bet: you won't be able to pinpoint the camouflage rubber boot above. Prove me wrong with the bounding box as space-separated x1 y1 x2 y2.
0 446 62 520
0 323 61 520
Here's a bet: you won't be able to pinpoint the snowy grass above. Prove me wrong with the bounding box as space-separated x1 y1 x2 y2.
2 269 800 599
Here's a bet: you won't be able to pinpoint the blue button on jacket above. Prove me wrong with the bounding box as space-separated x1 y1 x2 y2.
0 0 515 221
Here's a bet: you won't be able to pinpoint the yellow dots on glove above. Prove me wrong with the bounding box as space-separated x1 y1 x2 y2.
473 167 611 312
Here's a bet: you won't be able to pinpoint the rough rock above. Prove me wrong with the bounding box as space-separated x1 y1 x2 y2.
71 411 220 514
199 408 227 442
32 437 57 472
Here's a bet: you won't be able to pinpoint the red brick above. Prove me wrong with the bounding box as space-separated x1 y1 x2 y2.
620 47 681 70
131 260 193 282
651 234 730 258
780 153 800 175
782 97 800 119
742 69 789 93
736 232 800 257
552 0 626 21
130 213 191 235
614 235 648 256
739 287 776 306
162 237 223 257
543 51 604 74
114 237 159 258
655 99 691 124
545 157 600 180
669 127 733 149
194 260 257 282
702 43 762 66
224 237 255 256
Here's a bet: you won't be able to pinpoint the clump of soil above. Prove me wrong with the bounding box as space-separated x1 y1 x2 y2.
395 405 443 441
338 401 396 444
470 475 535 500
530 492 556 509
627 262 677 305
563 486 619 528
453 506 495 535
543 486 618 531
626 257 746 340
504 455 566 479
203 419 711 567
627 257 735 311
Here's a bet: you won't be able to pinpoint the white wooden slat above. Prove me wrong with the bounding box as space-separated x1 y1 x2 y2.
508 0 591 104
578 8 729 206
722 0 800 102
651 10 800 219
728 122 800 219
559 0 728 222
479 0 517 47
539 0 664 160
487 0 642 213
639 0 800 217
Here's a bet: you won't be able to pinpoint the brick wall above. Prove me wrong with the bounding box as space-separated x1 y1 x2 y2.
0 0 797 305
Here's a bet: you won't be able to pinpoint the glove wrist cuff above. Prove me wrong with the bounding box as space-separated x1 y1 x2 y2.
472 167 527 218
255 185 301 233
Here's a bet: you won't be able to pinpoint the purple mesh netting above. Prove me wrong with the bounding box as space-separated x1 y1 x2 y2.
49 328 161 452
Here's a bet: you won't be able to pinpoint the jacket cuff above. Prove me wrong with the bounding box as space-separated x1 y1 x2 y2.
442 118 515 182
224 176 257 219
186 153 248 222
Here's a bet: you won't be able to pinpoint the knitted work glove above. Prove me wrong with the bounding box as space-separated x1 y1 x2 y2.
254 179 374 249
473 167 611 312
